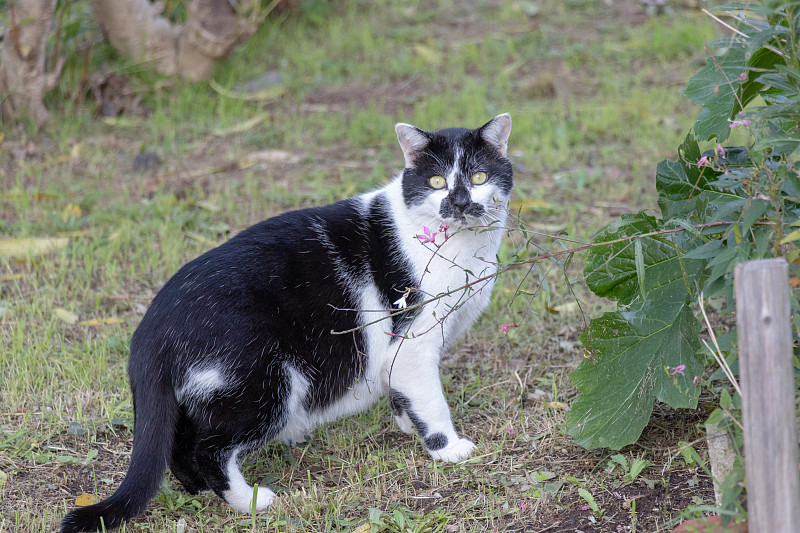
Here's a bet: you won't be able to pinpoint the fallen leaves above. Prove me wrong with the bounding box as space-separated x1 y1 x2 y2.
0 237 68 258
209 79 286 102
78 317 123 326
54 308 122 327
74 493 96 507
54 308 79 324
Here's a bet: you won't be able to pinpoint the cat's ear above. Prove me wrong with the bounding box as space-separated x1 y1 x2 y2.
395 123 430 168
479 113 512 157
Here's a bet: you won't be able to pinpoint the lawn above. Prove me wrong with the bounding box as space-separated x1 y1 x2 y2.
1 1 720 531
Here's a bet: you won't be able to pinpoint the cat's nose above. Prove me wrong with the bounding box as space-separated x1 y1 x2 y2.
449 187 471 210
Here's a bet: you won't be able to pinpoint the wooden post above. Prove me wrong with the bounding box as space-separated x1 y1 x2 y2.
735 258 800 531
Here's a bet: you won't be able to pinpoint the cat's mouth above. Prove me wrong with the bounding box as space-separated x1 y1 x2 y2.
439 201 485 223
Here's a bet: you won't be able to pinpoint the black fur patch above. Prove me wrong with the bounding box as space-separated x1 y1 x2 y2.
363 194 422 334
390 390 428 436
423 432 448 451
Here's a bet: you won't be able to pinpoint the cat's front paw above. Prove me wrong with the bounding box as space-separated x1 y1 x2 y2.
427 437 476 463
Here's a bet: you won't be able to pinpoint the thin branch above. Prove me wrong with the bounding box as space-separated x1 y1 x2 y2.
330 220 775 335
702 8 749 38
698 293 742 397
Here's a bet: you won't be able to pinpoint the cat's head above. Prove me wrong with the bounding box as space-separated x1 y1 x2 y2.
395 114 513 229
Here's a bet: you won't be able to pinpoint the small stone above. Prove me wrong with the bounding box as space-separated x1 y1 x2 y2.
133 152 161 172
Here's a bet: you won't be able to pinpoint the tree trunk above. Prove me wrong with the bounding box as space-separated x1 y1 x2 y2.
0 0 64 126
91 0 260 81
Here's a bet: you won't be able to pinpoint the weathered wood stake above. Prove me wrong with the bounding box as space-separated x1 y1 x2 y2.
735 258 800 532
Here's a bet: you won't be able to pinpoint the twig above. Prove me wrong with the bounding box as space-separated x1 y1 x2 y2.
698 293 742 397
702 8 749 38
330 220 776 335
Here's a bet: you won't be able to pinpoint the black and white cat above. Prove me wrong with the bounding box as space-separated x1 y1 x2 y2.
61 114 513 532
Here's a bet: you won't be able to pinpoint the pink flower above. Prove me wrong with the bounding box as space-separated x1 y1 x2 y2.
730 118 752 128
521 500 527 512
739 71 747 81
438 222 450 240
416 226 437 244
581 505 590 511
669 364 686 377
501 324 509 334
715 144 726 157
507 424 515 437
693 375 700 385
697 156 711 167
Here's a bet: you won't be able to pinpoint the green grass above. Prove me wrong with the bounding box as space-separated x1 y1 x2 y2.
1 1 719 531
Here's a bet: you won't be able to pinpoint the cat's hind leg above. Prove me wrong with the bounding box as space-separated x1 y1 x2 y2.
190 365 289 512
169 409 209 494
195 438 275 513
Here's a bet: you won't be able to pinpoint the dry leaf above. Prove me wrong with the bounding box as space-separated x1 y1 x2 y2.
0 237 68 258
74 493 96 506
62 203 82 221
78 317 123 326
54 308 79 324
547 401 568 409
509 199 553 211
553 301 579 314
240 150 301 167
212 113 268 136
209 79 286 102
414 44 441 64
350 524 371 533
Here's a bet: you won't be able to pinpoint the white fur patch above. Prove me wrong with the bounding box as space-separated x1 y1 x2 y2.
275 364 312 445
177 367 226 403
308 283 389 425
222 448 275 513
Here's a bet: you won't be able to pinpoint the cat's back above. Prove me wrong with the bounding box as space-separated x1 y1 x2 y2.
129 193 392 363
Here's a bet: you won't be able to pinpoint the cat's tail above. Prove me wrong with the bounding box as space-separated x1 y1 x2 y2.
60 378 178 533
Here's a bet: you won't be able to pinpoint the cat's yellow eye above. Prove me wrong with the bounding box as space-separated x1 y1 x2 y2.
429 175 447 189
471 171 488 185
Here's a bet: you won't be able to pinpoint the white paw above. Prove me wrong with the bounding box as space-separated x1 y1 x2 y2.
224 485 276 513
394 412 414 434
254 486 276 511
428 438 476 463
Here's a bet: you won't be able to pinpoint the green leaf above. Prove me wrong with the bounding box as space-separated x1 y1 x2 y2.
578 488 600 513
634 238 646 302
720 388 732 409
627 458 652 481
657 134 742 220
683 239 723 259
741 198 769 235
566 282 703 450
682 45 746 142
752 134 800 156
609 454 628 471
584 212 704 306
734 47 784 116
